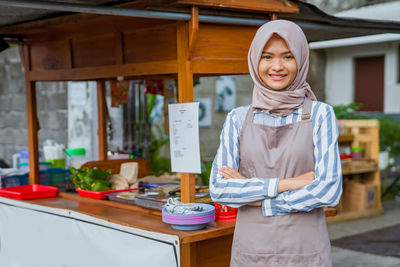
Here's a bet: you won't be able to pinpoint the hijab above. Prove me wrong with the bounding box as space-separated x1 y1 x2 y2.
248 20 317 116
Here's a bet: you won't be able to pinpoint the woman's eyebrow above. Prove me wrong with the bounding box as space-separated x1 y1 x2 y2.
261 51 293 55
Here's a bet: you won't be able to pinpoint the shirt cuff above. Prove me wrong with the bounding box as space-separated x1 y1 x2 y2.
262 178 279 198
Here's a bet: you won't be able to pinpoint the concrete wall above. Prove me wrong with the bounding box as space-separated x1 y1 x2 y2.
324 41 400 113
0 47 68 166
67 82 98 162
194 75 253 161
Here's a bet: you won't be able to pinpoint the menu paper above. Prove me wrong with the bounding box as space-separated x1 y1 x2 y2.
168 103 201 173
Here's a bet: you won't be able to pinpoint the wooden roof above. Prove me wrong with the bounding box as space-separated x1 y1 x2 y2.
1 0 400 42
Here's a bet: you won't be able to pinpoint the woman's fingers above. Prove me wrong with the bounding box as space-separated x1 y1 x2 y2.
218 166 245 178
218 168 230 178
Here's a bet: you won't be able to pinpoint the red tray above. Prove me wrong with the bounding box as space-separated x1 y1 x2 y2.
0 184 58 200
76 188 138 199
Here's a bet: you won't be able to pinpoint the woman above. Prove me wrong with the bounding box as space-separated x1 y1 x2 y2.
209 20 342 267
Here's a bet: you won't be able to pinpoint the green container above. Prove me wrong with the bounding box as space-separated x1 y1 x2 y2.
66 148 86 156
47 168 67 185
48 158 65 169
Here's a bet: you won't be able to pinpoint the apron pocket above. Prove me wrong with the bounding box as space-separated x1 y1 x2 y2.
275 209 323 254
231 251 274 267
232 250 328 267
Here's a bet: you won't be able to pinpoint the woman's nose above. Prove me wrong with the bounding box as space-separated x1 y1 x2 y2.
271 59 283 71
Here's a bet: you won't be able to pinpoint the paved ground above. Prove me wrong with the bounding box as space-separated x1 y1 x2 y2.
328 200 400 267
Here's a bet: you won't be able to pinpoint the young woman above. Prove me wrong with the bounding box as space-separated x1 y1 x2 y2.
209 20 342 267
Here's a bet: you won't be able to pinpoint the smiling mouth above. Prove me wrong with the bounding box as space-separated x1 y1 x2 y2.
269 74 287 81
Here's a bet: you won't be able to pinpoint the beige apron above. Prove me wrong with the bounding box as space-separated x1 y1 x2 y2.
230 98 332 267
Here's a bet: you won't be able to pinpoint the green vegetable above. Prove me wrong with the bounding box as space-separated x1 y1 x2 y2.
70 167 112 191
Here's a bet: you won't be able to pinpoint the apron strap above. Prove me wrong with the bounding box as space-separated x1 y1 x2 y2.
244 105 256 125
301 98 313 120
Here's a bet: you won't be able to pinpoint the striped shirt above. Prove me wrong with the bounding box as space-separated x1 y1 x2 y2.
209 101 343 216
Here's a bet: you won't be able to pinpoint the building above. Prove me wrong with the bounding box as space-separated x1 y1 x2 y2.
309 1 400 113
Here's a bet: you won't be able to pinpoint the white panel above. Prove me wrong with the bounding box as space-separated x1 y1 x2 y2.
0 198 179 267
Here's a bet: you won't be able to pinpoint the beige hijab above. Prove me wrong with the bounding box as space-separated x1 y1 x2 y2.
248 20 317 116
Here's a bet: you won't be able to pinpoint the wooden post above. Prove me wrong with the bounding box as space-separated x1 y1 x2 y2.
19 44 40 184
96 80 108 160
181 243 197 267
26 80 40 184
177 21 196 203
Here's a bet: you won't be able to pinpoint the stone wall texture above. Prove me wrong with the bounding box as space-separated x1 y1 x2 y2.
0 47 68 167
195 75 253 161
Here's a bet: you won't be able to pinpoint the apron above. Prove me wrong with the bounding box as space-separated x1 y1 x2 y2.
230 98 332 267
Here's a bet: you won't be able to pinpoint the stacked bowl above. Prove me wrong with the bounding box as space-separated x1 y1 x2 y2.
162 203 215 230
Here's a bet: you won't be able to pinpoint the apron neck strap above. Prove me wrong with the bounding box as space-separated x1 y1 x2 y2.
301 98 313 120
247 98 313 122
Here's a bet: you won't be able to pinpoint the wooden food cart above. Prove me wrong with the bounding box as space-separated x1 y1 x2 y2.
1 0 399 266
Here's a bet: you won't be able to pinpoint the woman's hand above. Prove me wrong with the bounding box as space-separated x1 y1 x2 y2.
278 171 315 193
218 166 246 179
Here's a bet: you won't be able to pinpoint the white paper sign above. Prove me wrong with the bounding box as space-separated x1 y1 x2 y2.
168 103 201 173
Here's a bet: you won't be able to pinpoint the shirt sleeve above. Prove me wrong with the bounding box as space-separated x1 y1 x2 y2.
263 104 343 216
209 109 279 208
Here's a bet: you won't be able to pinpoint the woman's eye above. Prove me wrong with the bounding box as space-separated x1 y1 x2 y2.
262 55 272 60
284 55 294 59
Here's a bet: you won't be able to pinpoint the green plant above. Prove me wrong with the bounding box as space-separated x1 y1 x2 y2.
376 116 400 158
70 167 112 191
333 103 366 119
148 131 171 176
198 161 213 186
147 93 157 121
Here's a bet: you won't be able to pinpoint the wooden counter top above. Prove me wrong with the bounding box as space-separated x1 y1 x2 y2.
20 193 336 245
23 193 235 244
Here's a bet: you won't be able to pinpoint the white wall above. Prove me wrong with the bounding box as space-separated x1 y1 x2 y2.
68 81 99 162
324 41 400 113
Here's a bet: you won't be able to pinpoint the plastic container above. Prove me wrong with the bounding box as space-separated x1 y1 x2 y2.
48 158 65 169
352 147 364 160
66 148 87 168
0 169 71 189
76 188 138 199
1 174 29 188
18 161 51 173
45 168 70 185
12 149 44 169
214 202 238 222
0 184 58 199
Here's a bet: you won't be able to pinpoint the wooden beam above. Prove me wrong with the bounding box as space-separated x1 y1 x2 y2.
25 80 40 184
28 60 177 81
192 59 248 74
177 21 196 203
171 0 299 13
115 32 124 65
96 81 108 160
188 6 199 60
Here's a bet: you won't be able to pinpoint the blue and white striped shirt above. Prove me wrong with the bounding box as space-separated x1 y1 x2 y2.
209 101 343 216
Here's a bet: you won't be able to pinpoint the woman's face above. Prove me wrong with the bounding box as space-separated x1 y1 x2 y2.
258 34 298 91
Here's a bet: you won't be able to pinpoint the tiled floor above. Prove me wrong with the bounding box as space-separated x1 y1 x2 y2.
328 201 400 267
